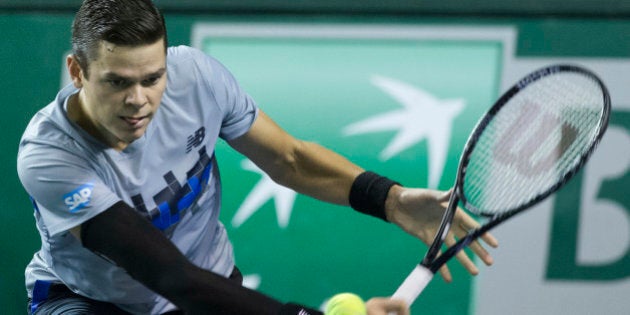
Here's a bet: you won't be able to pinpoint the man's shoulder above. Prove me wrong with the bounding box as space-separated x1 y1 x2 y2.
23 99 68 142
167 45 204 63
19 86 85 155
164 45 222 94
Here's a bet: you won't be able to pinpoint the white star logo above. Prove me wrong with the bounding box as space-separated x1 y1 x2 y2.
231 159 297 228
343 75 465 188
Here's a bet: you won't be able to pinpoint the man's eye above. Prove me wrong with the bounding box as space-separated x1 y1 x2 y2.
142 76 160 86
108 79 128 88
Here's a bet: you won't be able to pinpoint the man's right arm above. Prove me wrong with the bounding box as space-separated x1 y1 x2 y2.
71 201 321 315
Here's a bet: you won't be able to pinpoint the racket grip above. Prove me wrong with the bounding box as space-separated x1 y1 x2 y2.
391 264 434 307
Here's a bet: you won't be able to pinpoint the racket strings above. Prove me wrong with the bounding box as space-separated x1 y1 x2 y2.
463 72 605 215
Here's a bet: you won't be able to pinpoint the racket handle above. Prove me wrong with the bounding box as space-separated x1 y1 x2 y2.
391 264 434 307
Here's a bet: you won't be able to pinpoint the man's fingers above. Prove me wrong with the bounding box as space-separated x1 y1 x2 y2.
444 233 479 276
452 225 497 267
455 249 480 275
366 297 409 315
438 188 453 203
468 239 494 266
436 263 453 283
383 298 409 314
480 231 499 248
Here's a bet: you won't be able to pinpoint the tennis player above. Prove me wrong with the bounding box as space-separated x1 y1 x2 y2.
17 0 498 314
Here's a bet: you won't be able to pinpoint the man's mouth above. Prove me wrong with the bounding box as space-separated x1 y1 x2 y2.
121 115 149 128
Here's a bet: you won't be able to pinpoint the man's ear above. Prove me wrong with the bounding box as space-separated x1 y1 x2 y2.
67 54 84 88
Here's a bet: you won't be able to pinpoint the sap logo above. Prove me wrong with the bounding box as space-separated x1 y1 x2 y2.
63 183 94 213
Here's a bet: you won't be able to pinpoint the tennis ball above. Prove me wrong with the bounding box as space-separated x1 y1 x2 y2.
325 292 367 315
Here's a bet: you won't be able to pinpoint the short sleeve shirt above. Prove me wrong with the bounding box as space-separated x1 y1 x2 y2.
17 46 258 314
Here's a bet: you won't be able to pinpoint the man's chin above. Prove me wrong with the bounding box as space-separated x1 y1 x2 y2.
120 128 148 145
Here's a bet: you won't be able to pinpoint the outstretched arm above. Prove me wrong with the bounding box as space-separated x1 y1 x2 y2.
70 201 321 314
229 110 498 281
228 110 363 205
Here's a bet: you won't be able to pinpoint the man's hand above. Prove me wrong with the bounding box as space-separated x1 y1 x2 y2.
384 186 499 282
366 297 408 315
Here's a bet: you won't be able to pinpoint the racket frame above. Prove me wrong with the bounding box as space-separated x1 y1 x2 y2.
392 64 611 306
431 65 612 271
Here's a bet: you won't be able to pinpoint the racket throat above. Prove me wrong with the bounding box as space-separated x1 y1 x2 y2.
423 191 460 264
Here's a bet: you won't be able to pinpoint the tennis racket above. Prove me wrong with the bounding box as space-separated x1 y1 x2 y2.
391 64 611 307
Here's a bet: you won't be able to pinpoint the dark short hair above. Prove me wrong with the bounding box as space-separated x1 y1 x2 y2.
72 0 168 78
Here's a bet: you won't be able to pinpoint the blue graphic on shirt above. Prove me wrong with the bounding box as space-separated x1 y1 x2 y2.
131 146 213 230
62 183 95 213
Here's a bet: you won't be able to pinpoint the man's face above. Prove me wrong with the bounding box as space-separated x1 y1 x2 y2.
70 39 167 150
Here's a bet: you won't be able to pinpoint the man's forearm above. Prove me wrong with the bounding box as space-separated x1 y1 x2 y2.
278 140 363 205
79 201 292 314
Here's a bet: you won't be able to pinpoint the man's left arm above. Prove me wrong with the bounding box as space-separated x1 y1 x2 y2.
228 110 498 281
228 110 364 205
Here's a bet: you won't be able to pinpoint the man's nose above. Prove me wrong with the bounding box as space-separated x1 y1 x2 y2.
125 84 148 107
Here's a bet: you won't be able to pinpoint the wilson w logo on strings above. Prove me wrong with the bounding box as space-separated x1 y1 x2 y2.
494 103 578 176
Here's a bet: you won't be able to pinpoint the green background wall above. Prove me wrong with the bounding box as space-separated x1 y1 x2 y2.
1 0 630 16
1 1 629 314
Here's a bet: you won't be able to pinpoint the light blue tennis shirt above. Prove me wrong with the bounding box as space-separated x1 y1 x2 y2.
17 46 258 314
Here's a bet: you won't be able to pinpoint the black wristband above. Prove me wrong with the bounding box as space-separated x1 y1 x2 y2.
349 171 400 222
278 303 323 315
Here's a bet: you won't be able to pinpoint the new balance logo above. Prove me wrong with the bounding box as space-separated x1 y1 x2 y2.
186 127 206 153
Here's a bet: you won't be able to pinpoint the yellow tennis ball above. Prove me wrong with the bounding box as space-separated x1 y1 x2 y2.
325 293 367 315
